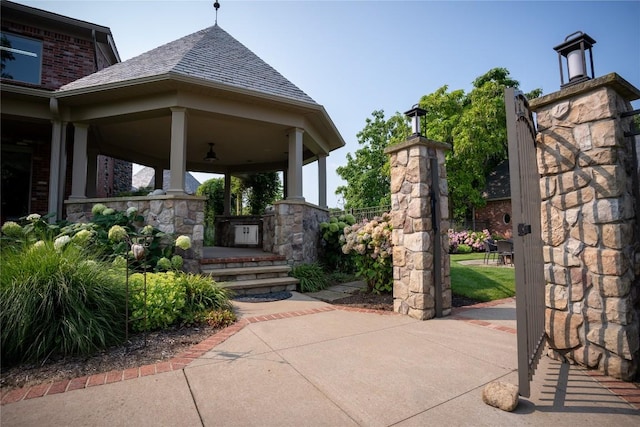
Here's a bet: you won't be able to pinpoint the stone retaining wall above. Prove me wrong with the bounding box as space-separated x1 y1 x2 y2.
271 200 329 265
65 195 205 273
530 73 640 380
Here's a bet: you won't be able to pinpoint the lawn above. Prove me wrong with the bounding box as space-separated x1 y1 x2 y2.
450 252 515 302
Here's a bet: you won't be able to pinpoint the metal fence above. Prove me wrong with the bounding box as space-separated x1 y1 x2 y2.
332 205 391 223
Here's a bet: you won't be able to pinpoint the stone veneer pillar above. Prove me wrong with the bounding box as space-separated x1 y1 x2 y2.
385 136 452 320
530 73 640 380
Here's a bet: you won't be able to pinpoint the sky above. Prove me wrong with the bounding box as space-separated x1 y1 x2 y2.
19 0 640 208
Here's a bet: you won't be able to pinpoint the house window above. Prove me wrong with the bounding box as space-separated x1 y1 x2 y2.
1 32 42 85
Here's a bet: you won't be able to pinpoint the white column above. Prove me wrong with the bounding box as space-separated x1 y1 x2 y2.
57 123 68 216
167 107 187 194
48 120 63 221
317 154 327 208
69 123 89 199
154 165 163 190
86 149 98 198
224 173 231 215
287 128 304 201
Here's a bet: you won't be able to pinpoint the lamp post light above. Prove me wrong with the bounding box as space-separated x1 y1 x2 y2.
404 105 427 137
553 31 596 88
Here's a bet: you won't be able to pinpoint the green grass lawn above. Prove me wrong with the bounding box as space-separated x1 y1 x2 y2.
450 253 515 302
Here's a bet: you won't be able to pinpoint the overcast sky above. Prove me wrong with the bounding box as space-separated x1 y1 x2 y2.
20 0 640 208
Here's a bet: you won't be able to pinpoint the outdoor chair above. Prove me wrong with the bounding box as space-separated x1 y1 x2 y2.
497 240 514 266
483 239 498 264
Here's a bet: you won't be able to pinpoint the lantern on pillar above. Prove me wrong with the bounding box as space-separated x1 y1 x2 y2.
404 105 427 137
553 31 596 88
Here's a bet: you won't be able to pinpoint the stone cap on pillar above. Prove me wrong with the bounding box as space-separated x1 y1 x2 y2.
384 135 451 156
529 72 640 112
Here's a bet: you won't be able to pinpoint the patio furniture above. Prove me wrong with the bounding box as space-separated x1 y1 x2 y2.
497 240 514 266
483 239 498 264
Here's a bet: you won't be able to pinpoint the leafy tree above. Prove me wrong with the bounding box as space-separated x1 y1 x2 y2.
196 178 225 232
336 110 409 209
337 67 540 221
420 67 540 221
244 172 281 215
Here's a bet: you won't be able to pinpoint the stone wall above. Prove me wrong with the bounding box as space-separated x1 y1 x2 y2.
271 200 329 265
530 73 640 380
385 137 452 320
65 195 205 273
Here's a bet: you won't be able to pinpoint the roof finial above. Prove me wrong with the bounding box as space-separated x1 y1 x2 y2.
214 1 220 25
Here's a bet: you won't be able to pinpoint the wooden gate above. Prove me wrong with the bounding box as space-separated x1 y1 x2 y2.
505 88 546 397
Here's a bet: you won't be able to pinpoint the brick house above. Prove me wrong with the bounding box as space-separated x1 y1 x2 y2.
1 0 128 222
475 160 513 236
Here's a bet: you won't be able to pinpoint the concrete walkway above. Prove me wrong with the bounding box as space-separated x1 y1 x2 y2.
2 293 638 426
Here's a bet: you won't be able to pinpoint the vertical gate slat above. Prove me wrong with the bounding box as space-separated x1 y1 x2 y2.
505 87 546 397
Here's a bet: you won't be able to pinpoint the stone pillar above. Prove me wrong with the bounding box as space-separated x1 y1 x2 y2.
530 73 640 380
167 107 187 195
271 200 329 265
385 136 452 320
69 123 89 199
287 128 304 201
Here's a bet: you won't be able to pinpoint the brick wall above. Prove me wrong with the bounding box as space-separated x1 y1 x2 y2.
475 199 512 236
1 20 98 90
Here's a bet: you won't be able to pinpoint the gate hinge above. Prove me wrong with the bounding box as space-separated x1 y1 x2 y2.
518 223 532 236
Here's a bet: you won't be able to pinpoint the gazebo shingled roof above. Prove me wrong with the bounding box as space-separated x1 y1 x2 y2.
58 25 316 105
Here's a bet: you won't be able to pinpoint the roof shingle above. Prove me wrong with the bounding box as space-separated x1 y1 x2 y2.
58 25 316 104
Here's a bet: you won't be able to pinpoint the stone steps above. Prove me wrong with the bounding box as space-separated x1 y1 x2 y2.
201 256 298 296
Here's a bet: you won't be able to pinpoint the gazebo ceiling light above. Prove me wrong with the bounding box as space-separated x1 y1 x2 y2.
204 143 218 162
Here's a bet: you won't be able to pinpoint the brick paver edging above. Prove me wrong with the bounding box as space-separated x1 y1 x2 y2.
2 305 400 405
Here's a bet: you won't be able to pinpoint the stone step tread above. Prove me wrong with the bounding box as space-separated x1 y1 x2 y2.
219 277 299 290
202 265 291 277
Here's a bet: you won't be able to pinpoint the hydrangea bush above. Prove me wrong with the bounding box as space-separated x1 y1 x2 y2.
447 229 490 253
341 213 393 294
319 213 356 272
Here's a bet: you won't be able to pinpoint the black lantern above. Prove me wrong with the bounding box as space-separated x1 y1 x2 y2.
404 105 427 136
553 31 596 88
204 143 218 162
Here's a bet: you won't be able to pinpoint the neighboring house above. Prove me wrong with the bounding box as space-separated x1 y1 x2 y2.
132 167 201 195
475 160 512 236
0 0 128 222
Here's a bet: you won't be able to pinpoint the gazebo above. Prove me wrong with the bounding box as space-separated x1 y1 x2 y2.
58 24 345 270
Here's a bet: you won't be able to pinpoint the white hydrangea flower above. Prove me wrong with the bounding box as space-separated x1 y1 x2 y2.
126 206 138 216
175 235 191 250
54 235 71 251
26 213 41 222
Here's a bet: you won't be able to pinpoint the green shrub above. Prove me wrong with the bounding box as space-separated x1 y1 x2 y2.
196 309 237 328
129 271 234 331
0 242 126 365
179 273 232 324
319 214 356 272
290 263 328 293
455 244 473 254
129 271 186 331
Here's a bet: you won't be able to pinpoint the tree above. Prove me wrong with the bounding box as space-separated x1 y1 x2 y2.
244 172 281 214
336 110 409 209
420 67 540 221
